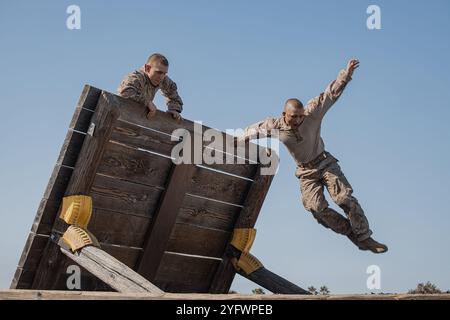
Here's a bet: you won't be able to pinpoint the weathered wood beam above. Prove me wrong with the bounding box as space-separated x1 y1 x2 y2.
137 163 196 281
31 91 121 290
237 268 309 294
60 245 163 294
2 290 450 300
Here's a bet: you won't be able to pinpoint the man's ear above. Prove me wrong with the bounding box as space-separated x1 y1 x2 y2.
282 111 286 117
144 64 151 73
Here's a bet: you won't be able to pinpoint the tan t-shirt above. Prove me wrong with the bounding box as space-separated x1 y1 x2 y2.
242 69 352 165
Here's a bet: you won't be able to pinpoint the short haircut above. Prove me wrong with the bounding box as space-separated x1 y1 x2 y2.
147 53 169 66
285 98 304 109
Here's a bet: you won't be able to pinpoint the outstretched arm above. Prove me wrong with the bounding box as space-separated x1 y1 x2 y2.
238 117 278 143
305 59 359 118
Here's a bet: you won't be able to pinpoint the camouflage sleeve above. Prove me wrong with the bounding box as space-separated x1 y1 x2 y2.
117 71 150 108
160 76 183 113
305 69 352 119
241 117 279 141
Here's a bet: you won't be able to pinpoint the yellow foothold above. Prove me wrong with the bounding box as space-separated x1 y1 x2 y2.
59 195 93 228
236 252 264 275
62 225 99 252
230 228 257 253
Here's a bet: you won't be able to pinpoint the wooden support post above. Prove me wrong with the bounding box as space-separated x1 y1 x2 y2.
31 92 120 290
237 268 309 294
137 164 196 281
209 164 274 293
60 245 163 294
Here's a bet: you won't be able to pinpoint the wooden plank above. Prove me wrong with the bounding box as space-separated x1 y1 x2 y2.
57 130 86 167
188 166 252 206
153 252 220 293
137 164 196 281
97 141 172 188
177 194 241 232
17 234 49 271
110 120 179 158
89 208 151 248
237 267 309 294
31 91 121 290
88 181 240 249
10 269 35 290
29 165 73 235
10 233 48 289
3 290 450 300
98 142 252 206
110 119 258 178
166 223 230 258
60 246 163 293
98 243 142 269
73 84 102 112
51 243 142 291
91 174 164 217
65 92 121 195
209 165 274 293
115 93 269 164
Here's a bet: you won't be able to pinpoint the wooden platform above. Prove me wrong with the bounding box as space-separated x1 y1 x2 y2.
11 85 277 293
2 290 450 300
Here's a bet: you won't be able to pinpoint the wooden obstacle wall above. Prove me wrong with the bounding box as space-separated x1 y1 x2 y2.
11 85 274 293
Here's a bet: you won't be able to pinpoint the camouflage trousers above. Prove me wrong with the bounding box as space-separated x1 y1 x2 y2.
295 153 372 242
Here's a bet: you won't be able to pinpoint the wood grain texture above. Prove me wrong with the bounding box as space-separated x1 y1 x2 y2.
153 252 220 293
3 290 450 300
166 223 230 258
97 141 172 188
60 246 163 293
176 194 241 232
110 119 258 179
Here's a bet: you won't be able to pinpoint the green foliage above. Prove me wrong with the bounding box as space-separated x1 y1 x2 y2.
252 288 266 295
408 281 442 294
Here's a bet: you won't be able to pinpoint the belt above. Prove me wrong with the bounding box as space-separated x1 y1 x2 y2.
299 152 330 169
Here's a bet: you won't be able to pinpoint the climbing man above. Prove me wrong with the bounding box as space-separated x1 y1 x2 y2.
118 53 183 121
238 59 388 253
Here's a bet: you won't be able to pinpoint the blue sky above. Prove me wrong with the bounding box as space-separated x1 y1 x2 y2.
1 0 449 294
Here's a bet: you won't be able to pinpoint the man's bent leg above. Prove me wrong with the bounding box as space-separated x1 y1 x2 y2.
322 160 372 242
298 169 352 236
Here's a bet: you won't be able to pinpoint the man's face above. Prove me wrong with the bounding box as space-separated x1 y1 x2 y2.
144 61 168 86
283 104 305 128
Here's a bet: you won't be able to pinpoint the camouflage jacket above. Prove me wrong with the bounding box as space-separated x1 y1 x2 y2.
117 67 183 113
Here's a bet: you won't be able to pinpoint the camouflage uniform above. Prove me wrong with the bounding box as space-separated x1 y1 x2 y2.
117 67 183 113
243 69 372 241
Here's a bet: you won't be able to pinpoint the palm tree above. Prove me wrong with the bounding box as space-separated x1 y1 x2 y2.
252 288 266 295
319 286 330 295
308 286 318 295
